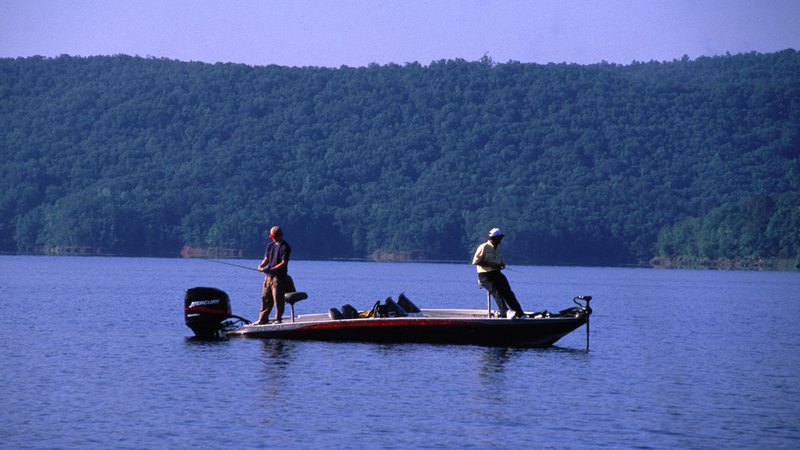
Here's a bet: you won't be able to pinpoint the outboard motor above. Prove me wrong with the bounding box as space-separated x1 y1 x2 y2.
184 287 234 339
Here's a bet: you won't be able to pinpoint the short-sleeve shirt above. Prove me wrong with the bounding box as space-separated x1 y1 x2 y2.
265 240 291 278
472 241 502 274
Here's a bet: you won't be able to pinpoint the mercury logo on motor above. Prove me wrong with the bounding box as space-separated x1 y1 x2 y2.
189 299 221 308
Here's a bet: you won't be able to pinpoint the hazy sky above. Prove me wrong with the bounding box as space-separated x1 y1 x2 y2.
2 0 799 67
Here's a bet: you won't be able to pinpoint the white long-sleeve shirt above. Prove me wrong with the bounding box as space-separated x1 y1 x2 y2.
472 241 503 274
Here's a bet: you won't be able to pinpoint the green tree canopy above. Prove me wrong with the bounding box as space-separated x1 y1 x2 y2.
1 51 798 266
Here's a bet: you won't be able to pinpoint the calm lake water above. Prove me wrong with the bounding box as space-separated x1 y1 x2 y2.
1 255 799 449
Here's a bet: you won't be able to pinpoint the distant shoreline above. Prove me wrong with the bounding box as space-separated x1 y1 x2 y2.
650 256 799 271
3 250 796 272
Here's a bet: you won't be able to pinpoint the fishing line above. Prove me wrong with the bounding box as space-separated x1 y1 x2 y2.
207 259 262 273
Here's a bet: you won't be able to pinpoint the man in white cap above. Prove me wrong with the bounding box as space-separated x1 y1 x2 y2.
472 228 525 318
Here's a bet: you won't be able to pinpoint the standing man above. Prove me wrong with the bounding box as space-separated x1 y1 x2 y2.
472 228 525 318
255 225 292 325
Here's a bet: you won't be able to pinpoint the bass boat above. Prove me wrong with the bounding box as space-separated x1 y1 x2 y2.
184 286 593 348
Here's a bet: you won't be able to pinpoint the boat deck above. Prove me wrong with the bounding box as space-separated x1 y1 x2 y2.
227 308 587 348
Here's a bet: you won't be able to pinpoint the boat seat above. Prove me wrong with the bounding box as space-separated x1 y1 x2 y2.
341 304 359 319
384 298 408 317
397 293 420 313
285 291 308 322
328 307 343 320
478 284 506 318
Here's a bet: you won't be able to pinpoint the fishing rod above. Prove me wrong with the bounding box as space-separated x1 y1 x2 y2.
207 259 263 273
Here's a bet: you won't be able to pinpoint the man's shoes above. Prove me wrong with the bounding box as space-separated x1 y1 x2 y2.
272 318 282 324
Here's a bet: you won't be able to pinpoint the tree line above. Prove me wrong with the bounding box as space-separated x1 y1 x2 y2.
1 51 798 267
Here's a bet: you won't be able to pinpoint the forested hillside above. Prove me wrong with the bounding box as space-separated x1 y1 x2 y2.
655 191 800 269
1 52 798 266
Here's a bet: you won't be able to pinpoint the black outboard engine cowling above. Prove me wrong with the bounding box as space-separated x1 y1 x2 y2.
185 287 232 339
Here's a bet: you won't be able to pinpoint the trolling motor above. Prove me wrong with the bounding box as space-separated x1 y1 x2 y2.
573 295 593 351
184 287 250 339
